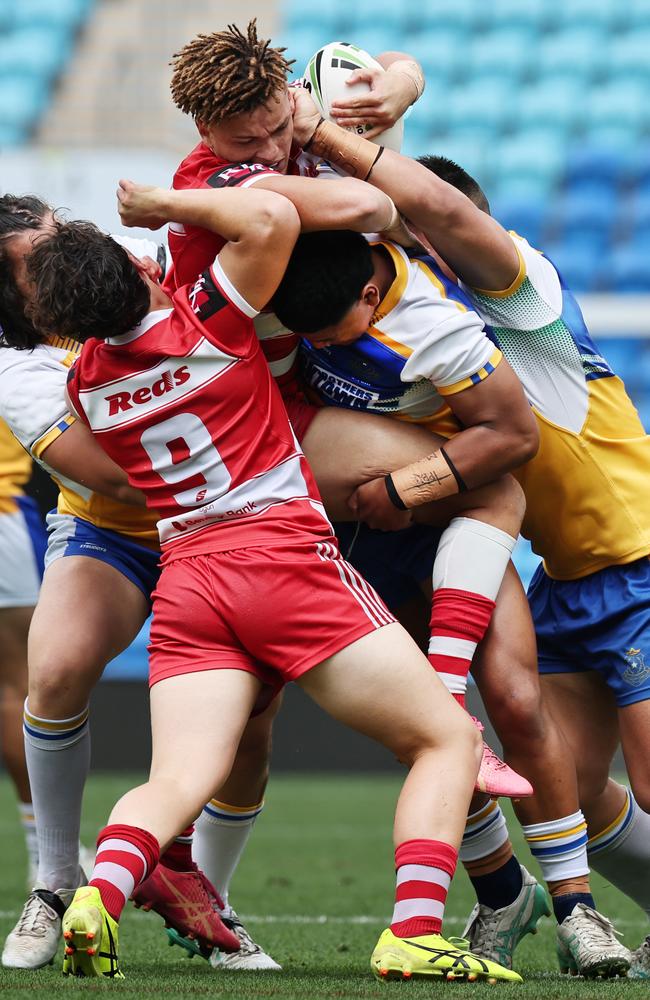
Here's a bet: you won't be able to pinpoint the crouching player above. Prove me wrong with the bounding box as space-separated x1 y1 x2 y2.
18 181 521 984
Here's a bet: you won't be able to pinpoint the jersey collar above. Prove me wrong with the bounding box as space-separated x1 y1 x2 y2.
106 308 173 346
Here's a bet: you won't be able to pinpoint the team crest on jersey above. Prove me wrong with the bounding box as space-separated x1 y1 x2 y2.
622 647 650 687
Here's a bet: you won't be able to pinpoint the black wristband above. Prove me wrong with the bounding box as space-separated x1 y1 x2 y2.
384 473 407 510
303 116 325 152
440 446 468 493
363 145 385 182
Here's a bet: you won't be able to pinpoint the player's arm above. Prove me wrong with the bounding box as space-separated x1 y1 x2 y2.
329 51 425 139
292 91 519 291
118 180 300 310
246 171 405 239
40 421 146 506
350 360 538 528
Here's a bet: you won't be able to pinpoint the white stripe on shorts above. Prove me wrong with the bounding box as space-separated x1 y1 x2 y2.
316 541 392 628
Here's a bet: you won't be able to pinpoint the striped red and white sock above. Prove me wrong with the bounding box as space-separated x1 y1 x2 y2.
159 825 194 872
391 839 458 938
89 824 159 921
428 518 516 707
428 588 495 707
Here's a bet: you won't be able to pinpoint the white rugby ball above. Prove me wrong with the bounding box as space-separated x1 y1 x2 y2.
303 41 404 152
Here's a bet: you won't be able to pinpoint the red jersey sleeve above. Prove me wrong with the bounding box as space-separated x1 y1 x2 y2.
175 257 259 358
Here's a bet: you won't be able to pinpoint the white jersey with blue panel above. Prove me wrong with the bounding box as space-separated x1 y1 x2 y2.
300 241 502 425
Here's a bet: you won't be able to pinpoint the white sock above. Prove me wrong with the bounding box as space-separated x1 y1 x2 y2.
18 801 39 881
23 699 90 891
588 786 650 918
522 810 590 882
193 798 264 912
460 800 510 863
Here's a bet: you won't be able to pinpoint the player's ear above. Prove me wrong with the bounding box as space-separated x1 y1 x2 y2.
196 119 209 141
361 283 381 309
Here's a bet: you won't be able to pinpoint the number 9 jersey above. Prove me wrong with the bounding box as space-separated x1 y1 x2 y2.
66 257 332 563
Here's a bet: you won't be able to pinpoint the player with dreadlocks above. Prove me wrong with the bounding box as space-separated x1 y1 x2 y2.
160 20 552 975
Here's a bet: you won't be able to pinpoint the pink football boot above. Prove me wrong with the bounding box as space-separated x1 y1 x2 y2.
472 717 534 798
131 862 240 954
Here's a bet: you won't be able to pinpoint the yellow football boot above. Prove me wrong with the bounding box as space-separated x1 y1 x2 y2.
62 886 124 979
371 927 523 983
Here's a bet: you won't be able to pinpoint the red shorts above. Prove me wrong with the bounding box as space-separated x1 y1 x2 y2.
284 394 319 443
148 536 394 696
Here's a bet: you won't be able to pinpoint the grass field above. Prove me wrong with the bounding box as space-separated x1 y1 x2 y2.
1 773 647 999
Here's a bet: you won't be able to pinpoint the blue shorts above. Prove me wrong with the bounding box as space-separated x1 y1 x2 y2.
334 521 441 609
44 511 161 602
529 556 650 707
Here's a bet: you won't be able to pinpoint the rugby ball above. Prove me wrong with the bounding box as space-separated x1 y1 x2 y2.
303 42 404 152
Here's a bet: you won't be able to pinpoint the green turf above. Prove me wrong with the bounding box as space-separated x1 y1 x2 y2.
0 773 647 998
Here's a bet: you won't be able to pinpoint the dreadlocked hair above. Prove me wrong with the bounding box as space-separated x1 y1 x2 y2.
170 19 294 124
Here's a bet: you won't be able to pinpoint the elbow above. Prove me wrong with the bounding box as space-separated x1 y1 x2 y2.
251 195 301 244
511 417 539 467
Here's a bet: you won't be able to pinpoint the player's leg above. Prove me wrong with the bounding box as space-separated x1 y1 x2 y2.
3 534 151 971
190 694 283 970
297 624 518 982
0 498 46 888
63 667 260 979
0 606 37 883
303 408 526 795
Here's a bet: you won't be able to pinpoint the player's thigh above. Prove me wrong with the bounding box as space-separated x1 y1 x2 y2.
0 605 32 688
301 408 441 519
149 668 262 798
618 699 650 812
297 621 477 762
541 671 618 800
28 556 149 713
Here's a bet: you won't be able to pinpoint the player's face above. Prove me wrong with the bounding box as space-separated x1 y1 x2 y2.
302 297 377 349
200 90 294 173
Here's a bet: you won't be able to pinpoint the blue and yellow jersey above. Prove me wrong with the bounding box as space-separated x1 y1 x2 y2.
301 240 502 435
0 417 32 514
0 336 159 548
463 233 650 580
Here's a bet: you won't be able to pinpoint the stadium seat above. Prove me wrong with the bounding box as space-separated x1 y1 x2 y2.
345 0 408 34
606 33 650 86
536 30 605 83
585 82 649 134
492 133 563 199
516 80 582 133
489 0 546 31
607 246 650 293
491 197 548 249
557 188 619 242
565 146 632 189
541 239 602 292
466 30 534 84
597 339 640 382
397 30 461 83
557 0 626 32
0 76 47 131
409 0 478 34
0 27 72 83
445 81 512 136
13 0 91 31
0 121 28 148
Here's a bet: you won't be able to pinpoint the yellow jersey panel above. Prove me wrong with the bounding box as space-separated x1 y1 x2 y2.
465 233 650 578
0 417 31 514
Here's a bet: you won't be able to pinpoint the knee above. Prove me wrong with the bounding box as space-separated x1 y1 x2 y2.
485 679 546 753
27 659 93 718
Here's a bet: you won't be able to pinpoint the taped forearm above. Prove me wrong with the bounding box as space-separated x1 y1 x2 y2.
305 119 383 180
385 447 466 509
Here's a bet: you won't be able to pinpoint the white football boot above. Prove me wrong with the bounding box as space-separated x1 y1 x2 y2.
2 884 79 969
461 864 550 969
210 909 281 971
556 903 631 978
629 935 650 979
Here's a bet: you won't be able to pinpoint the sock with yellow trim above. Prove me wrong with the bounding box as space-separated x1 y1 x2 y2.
461 800 523 909
522 810 593 923
23 699 90 891
588 785 650 917
193 799 264 912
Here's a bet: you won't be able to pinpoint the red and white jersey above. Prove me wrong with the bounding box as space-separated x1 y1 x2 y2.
166 143 319 400
67 258 331 562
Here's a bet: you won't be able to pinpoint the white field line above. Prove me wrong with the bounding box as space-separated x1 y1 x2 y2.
1 910 647 930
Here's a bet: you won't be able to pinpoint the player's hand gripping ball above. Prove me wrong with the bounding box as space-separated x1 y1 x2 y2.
302 42 404 150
